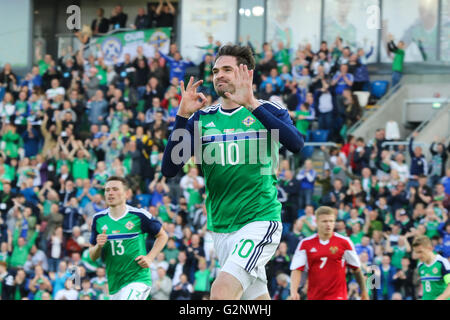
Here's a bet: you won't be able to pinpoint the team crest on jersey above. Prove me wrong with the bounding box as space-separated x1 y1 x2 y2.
432 267 438 274
242 116 255 127
125 221 135 230
329 246 338 254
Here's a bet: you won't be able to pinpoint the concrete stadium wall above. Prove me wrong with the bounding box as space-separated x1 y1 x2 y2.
351 78 450 143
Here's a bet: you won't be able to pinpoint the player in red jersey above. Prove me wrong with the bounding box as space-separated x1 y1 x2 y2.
290 206 369 300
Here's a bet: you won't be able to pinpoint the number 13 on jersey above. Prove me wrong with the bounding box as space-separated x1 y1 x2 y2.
111 240 125 256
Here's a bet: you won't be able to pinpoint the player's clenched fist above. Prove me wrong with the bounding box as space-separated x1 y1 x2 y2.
97 229 108 248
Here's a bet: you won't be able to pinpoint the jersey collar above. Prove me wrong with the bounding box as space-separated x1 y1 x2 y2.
107 205 129 221
318 233 337 245
219 106 243 116
423 255 437 268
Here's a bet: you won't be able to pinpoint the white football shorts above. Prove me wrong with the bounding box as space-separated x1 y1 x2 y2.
111 282 152 300
211 220 282 300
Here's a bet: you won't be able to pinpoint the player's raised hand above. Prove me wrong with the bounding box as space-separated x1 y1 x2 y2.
97 229 108 248
178 76 208 118
135 255 152 268
223 64 259 110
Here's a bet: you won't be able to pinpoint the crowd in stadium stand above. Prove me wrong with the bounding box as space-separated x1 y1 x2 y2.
0 4 449 301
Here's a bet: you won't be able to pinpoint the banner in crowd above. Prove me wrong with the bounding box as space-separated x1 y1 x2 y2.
441 0 450 62
94 27 172 65
381 0 439 62
323 0 379 63
180 0 238 64
266 0 321 52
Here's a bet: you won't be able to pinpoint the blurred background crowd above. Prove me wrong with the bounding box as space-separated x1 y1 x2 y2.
0 2 449 301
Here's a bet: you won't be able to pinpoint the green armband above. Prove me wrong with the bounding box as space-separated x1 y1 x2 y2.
444 273 450 285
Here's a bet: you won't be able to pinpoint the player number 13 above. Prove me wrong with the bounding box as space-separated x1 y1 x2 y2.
111 240 125 256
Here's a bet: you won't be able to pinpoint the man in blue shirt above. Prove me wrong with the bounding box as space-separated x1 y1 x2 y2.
159 50 195 82
331 64 354 95
296 159 316 210
260 68 285 94
355 235 374 263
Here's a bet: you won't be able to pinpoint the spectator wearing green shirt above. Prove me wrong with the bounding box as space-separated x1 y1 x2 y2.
294 103 311 137
1 123 24 160
95 56 108 91
34 42 53 76
12 268 29 300
422 207 442 239
274 40 292 73
163 237 180 267
192 257 215 300
385 235 411 270
364 208 384 237
158 195 175 224
63 139 90 181
387 34 405 88
350 222 365 245
9 221 40 269
299 205 317 237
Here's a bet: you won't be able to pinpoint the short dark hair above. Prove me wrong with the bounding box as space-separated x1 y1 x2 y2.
214 45 256 70
106 176 129 190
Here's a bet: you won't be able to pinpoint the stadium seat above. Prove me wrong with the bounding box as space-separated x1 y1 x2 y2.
353 91 370 107
310 130 329 143
297 209 305 218
0 87 5 101
370 80 389 99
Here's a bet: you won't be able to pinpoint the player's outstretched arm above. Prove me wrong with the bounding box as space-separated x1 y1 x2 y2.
289 270 302 300
252 104 304 153
161 77 207 178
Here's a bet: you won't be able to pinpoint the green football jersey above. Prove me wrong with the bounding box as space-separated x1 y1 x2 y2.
90 205 163 295
418 254 450 300
189 101 289 233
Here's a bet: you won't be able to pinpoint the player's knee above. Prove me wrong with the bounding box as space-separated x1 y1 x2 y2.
210 276 242 300
210 281 228 300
